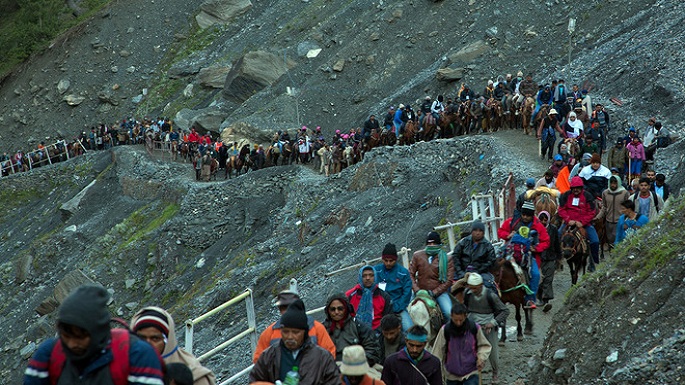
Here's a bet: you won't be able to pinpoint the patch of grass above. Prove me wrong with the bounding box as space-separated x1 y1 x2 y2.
610 285 628 297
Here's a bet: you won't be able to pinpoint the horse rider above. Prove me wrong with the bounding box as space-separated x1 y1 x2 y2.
452 220 497 291
419 96 433 129
558 176 600 271
363 114 380 143
383 107 395 132
409 231 455 321
430 95 445 123
497 201 550 309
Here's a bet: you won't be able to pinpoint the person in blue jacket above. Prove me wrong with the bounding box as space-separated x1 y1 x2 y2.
374 243 413 331
615 199 649 244
24 284 164 385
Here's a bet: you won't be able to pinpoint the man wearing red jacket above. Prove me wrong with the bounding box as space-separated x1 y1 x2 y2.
187 127 201 143
558 176 599 271
498 201 550 309
346 265 392 331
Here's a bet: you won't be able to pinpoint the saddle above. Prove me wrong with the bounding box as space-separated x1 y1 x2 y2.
568 226 589 255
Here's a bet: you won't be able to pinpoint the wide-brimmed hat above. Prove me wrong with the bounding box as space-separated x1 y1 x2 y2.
340 345 370 376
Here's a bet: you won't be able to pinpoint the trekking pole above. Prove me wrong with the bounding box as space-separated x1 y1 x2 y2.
627 157 632 186
478 369 483 385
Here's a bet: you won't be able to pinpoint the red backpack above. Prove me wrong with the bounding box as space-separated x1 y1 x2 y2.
48 328 130 385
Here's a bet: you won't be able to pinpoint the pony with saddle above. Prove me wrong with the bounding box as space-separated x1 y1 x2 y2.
407 290 445 347
560 224 589 284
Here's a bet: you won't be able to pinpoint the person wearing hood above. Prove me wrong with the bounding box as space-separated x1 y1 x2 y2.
131 307 216 385
559 176 600 270
607 139 628 181
346 265 393 331
250 300 340 385
25 285 164 385
374 243 413 331
409 231 456 321
323 293 381 367
578 153 612 198
562 111 584 140
595 175 631 246
251 290 336 363
537 211 561 313
431 303 491 385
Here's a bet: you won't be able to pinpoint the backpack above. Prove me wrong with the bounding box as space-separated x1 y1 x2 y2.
633 192 660 213
49 328 130 385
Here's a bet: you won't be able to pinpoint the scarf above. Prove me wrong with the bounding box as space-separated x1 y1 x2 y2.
425 245 449 283
355 265 376 329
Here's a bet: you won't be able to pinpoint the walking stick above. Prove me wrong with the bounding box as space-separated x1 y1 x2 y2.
479 369 483 385
627 157 632 186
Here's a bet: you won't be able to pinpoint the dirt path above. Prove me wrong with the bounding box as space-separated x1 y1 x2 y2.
481 129 570 385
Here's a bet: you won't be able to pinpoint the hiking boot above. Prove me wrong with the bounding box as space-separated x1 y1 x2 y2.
524 300 537 309
543 302 553 313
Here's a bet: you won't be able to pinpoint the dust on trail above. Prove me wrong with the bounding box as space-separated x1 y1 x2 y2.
483 128 573 385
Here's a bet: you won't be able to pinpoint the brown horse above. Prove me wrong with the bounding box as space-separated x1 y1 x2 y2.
491 257 533 344
364 129 381 153
265 145 280 167
490 100 505 131
400 120 417 145
418 112 438 141
521 97 536 135
560 225 589 284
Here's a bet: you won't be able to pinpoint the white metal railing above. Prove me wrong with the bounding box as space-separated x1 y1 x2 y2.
1 139 83 176
433 188 511 252
185 289 258 381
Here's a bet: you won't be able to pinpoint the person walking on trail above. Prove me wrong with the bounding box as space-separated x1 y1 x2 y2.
595 175 631 247
377 314 406 365
323 293 381 367
615 199 649 244
497 201 550 309
431 303 492 385
24 285 164 385
558 176 600 271
409 231 455 321
630 177 664 221
380 326 442 385
462 274 508 384
536 211 561 312
340 345 387 385
347 265 393 331
452 220 497 290
374 243 413 331
250 300 340 385
537 108 563 161
252 290 336 363
131 307 216 385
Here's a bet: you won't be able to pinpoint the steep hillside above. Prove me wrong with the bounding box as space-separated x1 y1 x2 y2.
1 0 680 152
529 195 685 385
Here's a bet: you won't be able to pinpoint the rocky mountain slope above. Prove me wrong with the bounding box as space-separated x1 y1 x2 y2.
1 0 685 384
2 0 683 150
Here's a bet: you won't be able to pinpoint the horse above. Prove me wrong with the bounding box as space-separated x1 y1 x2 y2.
560 225 589 285
529 188 559 220
407 290 444 347
491 257 533 343
521 97 536 135
399 120 417 145
418 112 438 142
265 145 280 167
490 100 505 131
342 146 355 169
225 154 244 179
381 130 397 146
209 158 219 181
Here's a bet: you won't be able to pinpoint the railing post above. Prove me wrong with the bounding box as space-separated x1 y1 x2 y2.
245 289 258 354
185 320 194 355
446 227 457 253
64 141 70 160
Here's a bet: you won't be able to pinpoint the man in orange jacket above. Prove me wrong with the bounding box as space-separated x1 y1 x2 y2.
252 290 336 363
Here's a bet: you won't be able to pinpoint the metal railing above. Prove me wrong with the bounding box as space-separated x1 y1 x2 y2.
433 173 515 251
1 139 84 177
185 289 257 374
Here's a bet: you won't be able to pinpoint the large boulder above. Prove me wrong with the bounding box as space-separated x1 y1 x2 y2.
195 0 253 29
35 270 96 316
436 67 465 82
447 40 490 65
222 51 296 103
174 107 227 134
199 66 232 88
